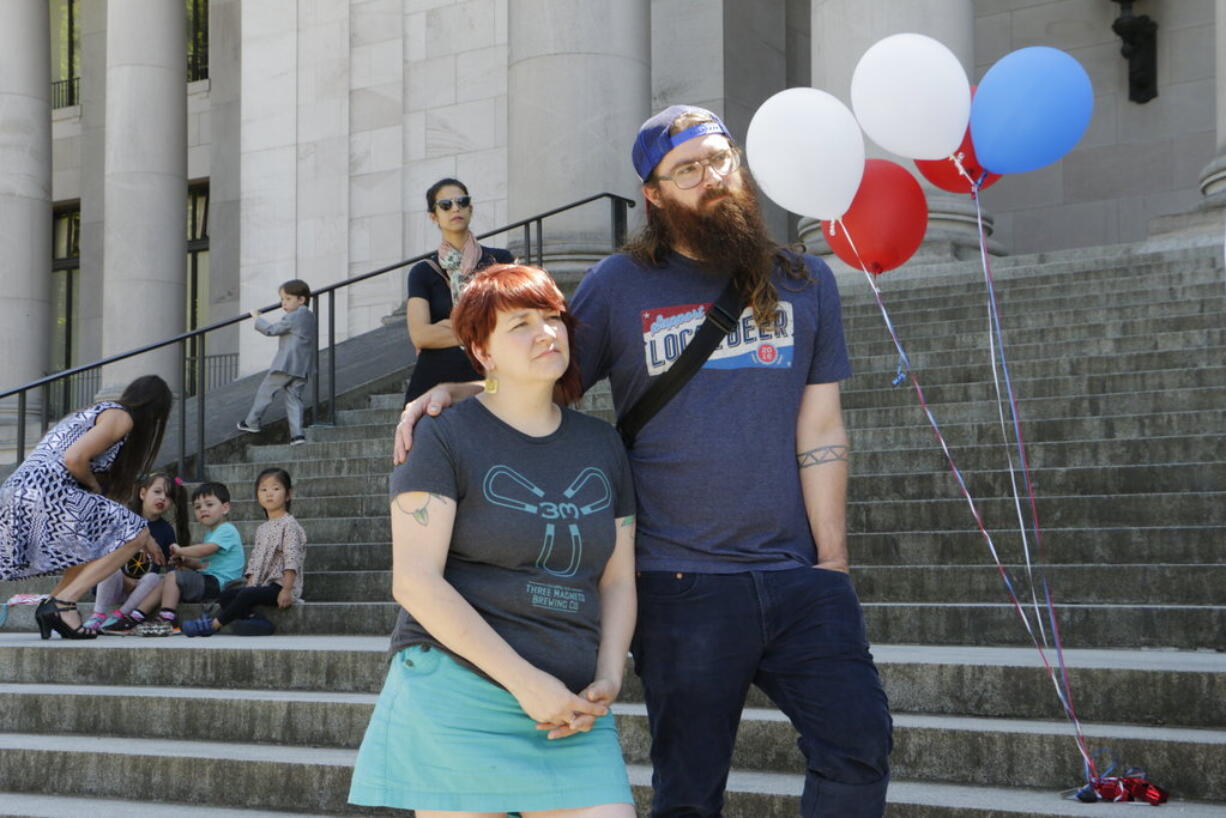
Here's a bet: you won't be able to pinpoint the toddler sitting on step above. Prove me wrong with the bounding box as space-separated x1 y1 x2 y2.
183 468 306 636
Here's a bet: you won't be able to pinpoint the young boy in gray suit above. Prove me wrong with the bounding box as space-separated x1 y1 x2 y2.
238 279 317 445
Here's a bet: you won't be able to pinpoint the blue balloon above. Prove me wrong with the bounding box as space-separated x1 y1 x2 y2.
970 47 1093 175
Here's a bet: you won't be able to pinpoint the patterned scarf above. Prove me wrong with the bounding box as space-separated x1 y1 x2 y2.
437 232 482 305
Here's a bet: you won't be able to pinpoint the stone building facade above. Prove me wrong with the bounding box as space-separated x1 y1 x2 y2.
0 0 1220 398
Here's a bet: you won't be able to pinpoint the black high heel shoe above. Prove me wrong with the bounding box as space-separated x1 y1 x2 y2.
34 596 98 641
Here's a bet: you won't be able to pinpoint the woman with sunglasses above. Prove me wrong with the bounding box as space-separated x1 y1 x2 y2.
404 178 514 403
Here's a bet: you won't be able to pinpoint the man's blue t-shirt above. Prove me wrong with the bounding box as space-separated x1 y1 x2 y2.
569 250 852 573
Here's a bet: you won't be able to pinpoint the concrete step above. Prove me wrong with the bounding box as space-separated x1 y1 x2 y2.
848 321 1226 365
267 460 1226 504
847 411 1226 450
4 732 1222 817
860 343 1226 383
0 793 347 818
841 281 1224 330
851 564 1226 606
344 378 1226 429
298 563 1226 607
288 403 1224 454
842 288 1224 337
841 299 1222 350
294 526 1223 573
855 462 1226 499
837 258 1220 312
845 386 1226 427
2 637 1220 728
849 526 1225 566
220 489 1226 531
851 434 1226 473
848 491 1226 532
216 431 1225 485
2 698 1223 802
615 706 1226 802
5 597 1217 649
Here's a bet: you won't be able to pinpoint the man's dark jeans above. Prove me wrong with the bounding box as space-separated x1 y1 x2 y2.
631 566 893 817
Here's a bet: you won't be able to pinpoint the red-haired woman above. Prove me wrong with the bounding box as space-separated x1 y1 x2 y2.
350 265 637 817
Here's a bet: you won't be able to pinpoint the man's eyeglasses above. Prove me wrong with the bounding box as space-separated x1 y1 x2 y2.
657 149 741 190
435 196 472 211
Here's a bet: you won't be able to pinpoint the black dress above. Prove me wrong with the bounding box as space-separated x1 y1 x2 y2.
404 245 514 402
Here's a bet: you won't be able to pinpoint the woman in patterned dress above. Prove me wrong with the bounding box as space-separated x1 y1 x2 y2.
0 374 173 639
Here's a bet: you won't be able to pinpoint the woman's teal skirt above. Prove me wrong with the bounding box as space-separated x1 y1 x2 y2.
348 645 633 813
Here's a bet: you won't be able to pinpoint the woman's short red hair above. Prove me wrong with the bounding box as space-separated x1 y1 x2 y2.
451 264 583 406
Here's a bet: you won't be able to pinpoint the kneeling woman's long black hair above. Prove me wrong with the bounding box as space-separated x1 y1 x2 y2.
105 375 173 502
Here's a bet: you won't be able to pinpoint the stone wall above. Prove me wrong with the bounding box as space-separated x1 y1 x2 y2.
974 0 1216 253
34 0 1221 382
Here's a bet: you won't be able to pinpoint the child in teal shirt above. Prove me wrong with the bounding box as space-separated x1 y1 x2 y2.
141 482 244 632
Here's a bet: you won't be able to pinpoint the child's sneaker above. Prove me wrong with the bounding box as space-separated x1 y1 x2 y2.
136 620 173 637
157 609 181 634
100 613 141 635
83 611 108 633
236 421 261 433
98 609 126 630
181 615 216 638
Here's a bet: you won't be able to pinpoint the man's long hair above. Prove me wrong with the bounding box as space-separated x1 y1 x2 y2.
624 113 809 329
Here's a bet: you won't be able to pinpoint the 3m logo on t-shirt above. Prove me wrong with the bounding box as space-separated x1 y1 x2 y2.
641 302 794 376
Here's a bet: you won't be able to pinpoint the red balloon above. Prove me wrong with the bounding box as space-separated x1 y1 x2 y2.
914 86 1002 194
823 160 927 275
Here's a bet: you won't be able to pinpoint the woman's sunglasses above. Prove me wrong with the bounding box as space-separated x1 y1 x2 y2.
435 196 472 212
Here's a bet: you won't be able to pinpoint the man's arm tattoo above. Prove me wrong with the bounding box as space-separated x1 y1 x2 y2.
394 492 449 526
797 445 850 469
619 515 636 528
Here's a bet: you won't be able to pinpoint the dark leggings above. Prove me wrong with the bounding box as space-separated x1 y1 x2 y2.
215 583 281 626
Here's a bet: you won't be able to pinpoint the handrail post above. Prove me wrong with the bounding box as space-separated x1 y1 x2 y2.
16 391 27 467
534 219 544 268
195 333 206 480
522 223 531 265
312 326 321 428
41 382 51 434
328 290 337 425
178 340 187 475
611 197 628 248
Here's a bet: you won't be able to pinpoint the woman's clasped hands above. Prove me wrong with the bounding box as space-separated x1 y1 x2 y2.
510 668 618 740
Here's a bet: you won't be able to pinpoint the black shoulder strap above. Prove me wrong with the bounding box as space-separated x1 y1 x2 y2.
617 277 743 449
424 258 447 283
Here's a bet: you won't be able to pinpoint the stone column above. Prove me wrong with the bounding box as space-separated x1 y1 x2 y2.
100 0 186 394
1198 0 1226 204
801 0 1001 267
507 0 650 288
0 1 52 401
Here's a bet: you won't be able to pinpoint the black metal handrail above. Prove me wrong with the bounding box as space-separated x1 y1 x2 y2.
1 192 634 477
51 77 79 109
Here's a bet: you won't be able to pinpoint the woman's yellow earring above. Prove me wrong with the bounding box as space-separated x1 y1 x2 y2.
484 375 499 394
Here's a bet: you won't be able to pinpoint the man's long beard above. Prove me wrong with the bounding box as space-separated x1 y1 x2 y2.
655 179 775 280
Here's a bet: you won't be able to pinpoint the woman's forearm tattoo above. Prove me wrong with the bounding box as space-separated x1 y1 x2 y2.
797 445 850 469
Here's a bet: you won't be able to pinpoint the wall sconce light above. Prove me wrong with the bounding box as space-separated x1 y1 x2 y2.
1111 0 1158 103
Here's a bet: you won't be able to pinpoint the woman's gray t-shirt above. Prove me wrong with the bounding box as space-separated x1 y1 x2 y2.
388 399 635 693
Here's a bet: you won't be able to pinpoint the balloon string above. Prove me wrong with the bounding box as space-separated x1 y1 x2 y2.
839 215 1097 781
969 190 1098 782
949 152 976 188
971 191 1048 648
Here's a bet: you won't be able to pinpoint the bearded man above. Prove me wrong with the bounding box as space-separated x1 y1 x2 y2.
395 105 892 817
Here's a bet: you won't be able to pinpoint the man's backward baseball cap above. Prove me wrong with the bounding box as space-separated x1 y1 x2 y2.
632 105 732 182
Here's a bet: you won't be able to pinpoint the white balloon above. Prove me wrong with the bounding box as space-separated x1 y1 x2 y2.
746 88 865 221
851 33 970 160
